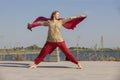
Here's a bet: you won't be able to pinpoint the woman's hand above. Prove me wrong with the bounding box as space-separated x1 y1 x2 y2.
27 23 32 31
79 15 87 18
70 15 87 19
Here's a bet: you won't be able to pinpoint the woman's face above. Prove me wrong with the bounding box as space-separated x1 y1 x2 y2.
54 12 60 20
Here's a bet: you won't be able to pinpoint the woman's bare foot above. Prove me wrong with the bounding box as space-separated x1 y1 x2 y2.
29 64 37 69
77 64 82 69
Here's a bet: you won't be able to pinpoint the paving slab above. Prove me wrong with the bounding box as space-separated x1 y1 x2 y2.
0 61 120 80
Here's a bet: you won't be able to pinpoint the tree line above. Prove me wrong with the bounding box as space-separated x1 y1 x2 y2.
0 45 120 54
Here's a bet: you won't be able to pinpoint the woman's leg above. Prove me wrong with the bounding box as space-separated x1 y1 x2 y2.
30 42 57 69
34 42 57 65
58 41 82 69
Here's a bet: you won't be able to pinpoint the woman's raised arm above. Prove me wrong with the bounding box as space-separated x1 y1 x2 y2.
62 15 87 24
27 21 48 31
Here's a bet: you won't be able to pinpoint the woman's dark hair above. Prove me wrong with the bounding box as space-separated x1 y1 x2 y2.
50 10 59 20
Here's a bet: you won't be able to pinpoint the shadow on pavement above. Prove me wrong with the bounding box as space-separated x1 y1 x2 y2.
0 62 29 68
38 66 72 69
0 62 73 69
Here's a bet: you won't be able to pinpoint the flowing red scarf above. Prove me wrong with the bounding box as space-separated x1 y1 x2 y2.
31 16 86 30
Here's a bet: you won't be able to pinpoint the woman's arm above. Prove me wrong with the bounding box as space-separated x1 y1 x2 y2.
27 21 48 31
62 15 87 24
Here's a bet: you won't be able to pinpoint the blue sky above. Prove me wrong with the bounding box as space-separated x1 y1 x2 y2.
0 0 120 49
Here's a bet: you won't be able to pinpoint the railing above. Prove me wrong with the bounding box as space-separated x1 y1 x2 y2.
0 51 120 61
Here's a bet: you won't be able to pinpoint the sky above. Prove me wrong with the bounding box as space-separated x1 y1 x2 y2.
0 0 120 49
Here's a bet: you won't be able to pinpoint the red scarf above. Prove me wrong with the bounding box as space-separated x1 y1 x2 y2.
32 16 86 30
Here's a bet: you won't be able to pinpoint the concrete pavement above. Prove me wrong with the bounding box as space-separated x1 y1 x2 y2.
0 61 120 80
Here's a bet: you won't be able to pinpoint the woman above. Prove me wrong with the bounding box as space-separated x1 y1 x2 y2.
27 10 87 69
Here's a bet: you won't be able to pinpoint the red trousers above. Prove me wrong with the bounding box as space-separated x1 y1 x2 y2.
34 41 78 65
